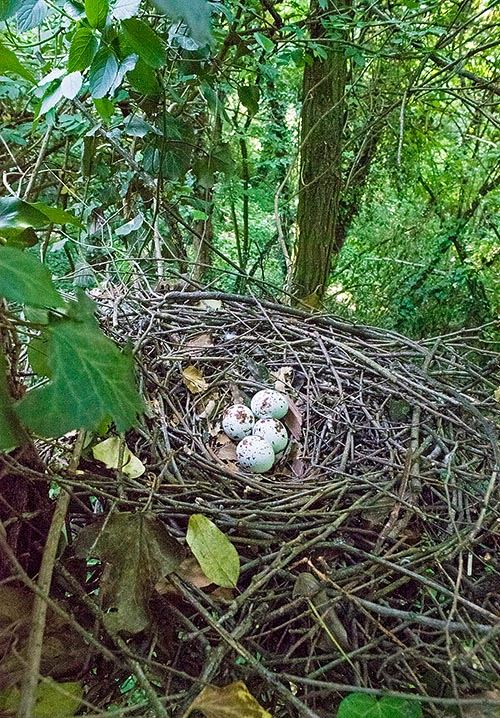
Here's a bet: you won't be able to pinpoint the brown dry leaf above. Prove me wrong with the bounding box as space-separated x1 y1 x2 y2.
209 586 235 603
182 365 209 394
216 442 238 461
293 573 349 650
282 397 303 439
272 365 294 393
185 681 271 718
185 332 214 350
156 557 213 595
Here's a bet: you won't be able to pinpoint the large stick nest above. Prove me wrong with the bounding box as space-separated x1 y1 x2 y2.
6 290 500 717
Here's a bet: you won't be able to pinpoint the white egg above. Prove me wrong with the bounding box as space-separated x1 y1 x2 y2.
236 435 275 473
253 418 289 453
222 404 255 440
251 389 289 419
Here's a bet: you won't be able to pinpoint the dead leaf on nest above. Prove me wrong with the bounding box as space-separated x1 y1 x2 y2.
182 365 209 394
216 441 238 461
198 299 222 311
272 365 294 393
156 557 213 595
184 681 271 718
92 437 145 478
185 332 214 350
282 396 303 439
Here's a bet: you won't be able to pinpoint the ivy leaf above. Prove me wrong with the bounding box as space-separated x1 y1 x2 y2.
68 24 99 72
16 0 49 32
16 293 145 437
75 512 184 633
0 352 28 453
0 246 65 308
110 0 140 20
88 47 119 98
0 37 36 82
121 18 165 68
186 682 271 718
149 0 212 47
85 0 108 28
337 694 423 718
186 514 240 588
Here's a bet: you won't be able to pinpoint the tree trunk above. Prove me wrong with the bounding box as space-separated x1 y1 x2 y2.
291 0 349 307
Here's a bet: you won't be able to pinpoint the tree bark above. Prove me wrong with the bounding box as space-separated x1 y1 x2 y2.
291 0 349 307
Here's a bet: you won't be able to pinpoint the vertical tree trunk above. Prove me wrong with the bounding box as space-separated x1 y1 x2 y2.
291 0 349 307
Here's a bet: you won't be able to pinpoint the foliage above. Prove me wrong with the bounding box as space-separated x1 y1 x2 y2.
337 694 423 718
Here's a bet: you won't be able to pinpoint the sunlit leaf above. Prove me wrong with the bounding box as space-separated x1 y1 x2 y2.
182 365 209 393
75 512 184 633
121 18 165 68
186 682 271 718
0 246 64 308
111 0 140 20
32 202 83 227
60 70 83 99
186 514 240 588
337 694 423 718
16 0 49 32
16 293 145 437
89 47 119 98
92 436 145 478
68 24 98 72
85 0 108 28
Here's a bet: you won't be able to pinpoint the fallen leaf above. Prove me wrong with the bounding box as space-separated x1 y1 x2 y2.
75 512 184 633
182 365 209 394
282 396 302 439
92 436 145 478
0 679 83 718
156 557 213 595
186 514 240 588
216 442 238 461
185 681 271 718
272 365 294 393
185 332 214 350
293 573 349 649
199 299 222 311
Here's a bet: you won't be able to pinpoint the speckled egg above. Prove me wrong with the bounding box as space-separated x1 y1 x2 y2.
250 389 289 419
253 418 289 453
222 404 255 440
236 435 275 473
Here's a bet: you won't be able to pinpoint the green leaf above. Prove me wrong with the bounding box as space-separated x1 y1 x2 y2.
28 332 51 377
16 0 49 32
32 202 83 227
0 37 36 82
93 97 116 122
186 514 240 588
0 197 48 231
0 247 65 308
0 0 18 21
126 58 160 96
149 0 212 47
121 18 165 68
75 512 183 633
0 227 39 248
254 31 275 53
68 25 99 72
16 292 145 436
111 0 140 19
337 694 423 718
0 352 28 453
0 679 83 718
238 85 260 117
85 0 108 28
88 47 119 98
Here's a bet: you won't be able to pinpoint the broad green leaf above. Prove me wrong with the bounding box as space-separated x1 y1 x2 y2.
149 0 212 47
75 512 183 633
93 97 116 122
60 70 83 99
186 514 240 588
127 58 160 96
68 25 99 72
32 202 83 227
254 31 275 53
0 38 36 82
92 436 145 478
0 352 28 453
0 679 83 718
0 247 64 308
121 18 165 68
0 0 17 20
0 197 48 231
337 694 423 718
0 227 39 248
85 0 108 28
16 0 49 32
28 332 51 376
16 293 145 436
88 47 119 98
238 85 260 117
187 682 271 718
111 0 140 19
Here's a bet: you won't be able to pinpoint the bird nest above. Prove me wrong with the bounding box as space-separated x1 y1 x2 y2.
89 290 500 717
4 290 500 718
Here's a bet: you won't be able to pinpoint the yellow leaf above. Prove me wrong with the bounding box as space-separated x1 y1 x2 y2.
92 436 145 478
182 365 209 394
0 680 83 718
185 681 272 718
